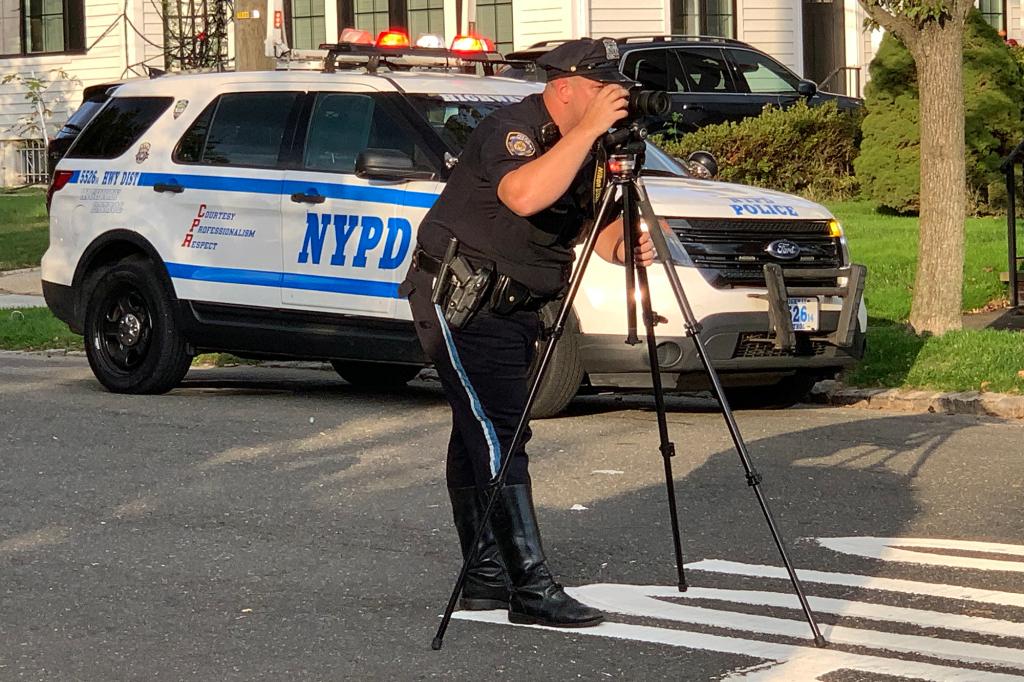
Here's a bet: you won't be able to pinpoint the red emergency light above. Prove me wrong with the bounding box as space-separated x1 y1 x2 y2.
376 29 411 48
450 35 495 53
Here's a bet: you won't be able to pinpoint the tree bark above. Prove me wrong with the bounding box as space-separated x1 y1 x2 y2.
907 22 967 335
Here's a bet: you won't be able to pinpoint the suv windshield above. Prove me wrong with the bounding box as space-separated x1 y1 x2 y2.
405 94 688 178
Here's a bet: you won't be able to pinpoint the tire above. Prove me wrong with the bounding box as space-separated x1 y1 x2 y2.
528 304 585 419
83 255 192 394
723 372 818 410
331 360 422 388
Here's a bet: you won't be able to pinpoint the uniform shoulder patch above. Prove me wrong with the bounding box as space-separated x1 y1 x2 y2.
505 131 536 157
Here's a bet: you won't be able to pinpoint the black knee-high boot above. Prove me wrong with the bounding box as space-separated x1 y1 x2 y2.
448 486 511 610
489 484 604 627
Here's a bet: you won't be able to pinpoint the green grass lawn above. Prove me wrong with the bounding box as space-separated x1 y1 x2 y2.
0 189 48 271
829 200 1024 393
0 307 82 351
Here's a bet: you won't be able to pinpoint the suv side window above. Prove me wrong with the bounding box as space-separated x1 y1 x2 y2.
622 49 694 92
729 49 800 94
175 92 300 167
303 93 433 174
66 96 173 159
675 48 735 93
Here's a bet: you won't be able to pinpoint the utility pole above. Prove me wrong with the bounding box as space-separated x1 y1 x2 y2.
234 0 275 71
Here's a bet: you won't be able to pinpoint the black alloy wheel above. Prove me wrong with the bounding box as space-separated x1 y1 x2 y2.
83 255 193 394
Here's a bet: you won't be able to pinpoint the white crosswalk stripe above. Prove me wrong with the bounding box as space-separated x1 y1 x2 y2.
452 537 1024 681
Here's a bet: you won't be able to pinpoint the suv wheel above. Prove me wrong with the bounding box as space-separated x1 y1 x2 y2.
83 255 192 394
331 360 422 388
724 372 819 410
528 304 584 419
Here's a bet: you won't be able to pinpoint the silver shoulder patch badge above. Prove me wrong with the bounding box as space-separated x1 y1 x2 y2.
505 131 536 157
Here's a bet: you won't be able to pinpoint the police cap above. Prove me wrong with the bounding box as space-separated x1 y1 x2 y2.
536 38 635 84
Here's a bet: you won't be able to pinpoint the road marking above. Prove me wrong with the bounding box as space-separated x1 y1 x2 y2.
635 586 1024 638
566 584 1024 669
818 537 1024 573
452 538 1024 680
454 611 1024 681
686 559 1024 608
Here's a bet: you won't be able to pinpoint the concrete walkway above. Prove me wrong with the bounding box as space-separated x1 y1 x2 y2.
0 267 45 309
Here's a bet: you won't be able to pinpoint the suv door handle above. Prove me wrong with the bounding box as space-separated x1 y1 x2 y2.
291 192 326 204
682 104 705 112
153 182 184 194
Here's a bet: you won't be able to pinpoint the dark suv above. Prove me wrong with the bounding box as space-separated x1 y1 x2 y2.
506 36 862 133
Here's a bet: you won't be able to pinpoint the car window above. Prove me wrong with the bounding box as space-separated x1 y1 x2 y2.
729 49 800 94
57 89 116 139
66 96 172 159
622 50 670 91
175 92 300 167
405 95 514 154
675 48 735 93
303 93 433 174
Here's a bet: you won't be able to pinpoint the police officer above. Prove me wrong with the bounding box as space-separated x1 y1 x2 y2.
401 38 654 628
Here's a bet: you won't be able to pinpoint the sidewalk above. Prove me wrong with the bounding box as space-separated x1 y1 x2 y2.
0 267 45 309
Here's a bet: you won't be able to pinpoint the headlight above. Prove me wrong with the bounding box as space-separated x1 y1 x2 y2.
827 219 844 238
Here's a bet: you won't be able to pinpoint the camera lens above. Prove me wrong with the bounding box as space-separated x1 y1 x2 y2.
628 90 671 118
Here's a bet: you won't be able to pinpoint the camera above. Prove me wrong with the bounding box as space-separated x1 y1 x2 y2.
627 88 671 120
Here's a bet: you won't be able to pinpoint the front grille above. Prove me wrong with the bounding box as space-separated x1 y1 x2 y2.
668 218 843 288
734 333 831 358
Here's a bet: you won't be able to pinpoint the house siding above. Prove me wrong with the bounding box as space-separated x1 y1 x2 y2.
512 2 572 50
737 0 801 72
588 0 667 37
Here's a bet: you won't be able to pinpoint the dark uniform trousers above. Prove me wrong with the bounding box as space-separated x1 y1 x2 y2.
404 266 538 489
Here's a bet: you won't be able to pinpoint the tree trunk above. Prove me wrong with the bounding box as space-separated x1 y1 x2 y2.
907 23 967 335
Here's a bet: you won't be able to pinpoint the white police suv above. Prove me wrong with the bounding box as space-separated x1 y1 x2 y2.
43 41 866 416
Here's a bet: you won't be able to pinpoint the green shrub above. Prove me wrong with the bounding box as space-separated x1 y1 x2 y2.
652 100 861 202
855 11 1024 214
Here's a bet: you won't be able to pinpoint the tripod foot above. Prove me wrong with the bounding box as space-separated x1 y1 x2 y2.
678 581 688 593
431 636 444 651
814 635 828 648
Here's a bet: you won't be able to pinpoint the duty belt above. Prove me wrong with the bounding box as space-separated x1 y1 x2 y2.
412 247 552 314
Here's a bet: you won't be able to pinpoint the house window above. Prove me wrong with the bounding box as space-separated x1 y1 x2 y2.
671 0 735 38
979 0 1006 32
407 0 443 40
0 0 83 55
291 0 326 49
476 0 512 53
354 0 390 36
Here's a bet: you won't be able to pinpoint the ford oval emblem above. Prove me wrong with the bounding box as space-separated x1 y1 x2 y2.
765 239 801 260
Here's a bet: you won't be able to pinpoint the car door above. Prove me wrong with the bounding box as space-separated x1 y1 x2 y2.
724 47 804 114
670 46 764 127
280 88 440 318
161 87 302 309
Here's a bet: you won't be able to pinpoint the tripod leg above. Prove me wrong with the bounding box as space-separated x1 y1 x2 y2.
431 186 621 651
634 262 688 592
631 179 828 648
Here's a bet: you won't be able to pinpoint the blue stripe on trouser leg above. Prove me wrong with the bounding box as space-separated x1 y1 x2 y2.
434 305 503 478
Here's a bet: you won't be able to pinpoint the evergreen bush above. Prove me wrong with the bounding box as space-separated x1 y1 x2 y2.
854 11 1024 214
652 100 861 202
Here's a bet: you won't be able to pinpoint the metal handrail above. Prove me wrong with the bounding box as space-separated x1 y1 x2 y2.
818 65 862 98
1001 139 1024 307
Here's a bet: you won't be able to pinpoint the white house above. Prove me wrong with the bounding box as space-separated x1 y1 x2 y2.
1 0 1021 186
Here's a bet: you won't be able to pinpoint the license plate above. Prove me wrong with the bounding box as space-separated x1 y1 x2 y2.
788 297 819 331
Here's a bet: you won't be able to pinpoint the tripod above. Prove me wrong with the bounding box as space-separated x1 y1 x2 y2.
431 128 827 650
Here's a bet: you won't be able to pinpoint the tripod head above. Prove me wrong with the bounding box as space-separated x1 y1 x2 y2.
600 122 649 183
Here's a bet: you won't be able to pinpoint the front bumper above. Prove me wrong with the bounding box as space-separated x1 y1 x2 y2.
579 263 867 389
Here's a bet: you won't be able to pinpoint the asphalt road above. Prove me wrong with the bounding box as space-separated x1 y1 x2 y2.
2 353 1023 681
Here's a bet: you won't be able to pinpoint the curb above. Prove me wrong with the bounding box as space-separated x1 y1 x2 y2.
0 267 42 278
808 380 1024 420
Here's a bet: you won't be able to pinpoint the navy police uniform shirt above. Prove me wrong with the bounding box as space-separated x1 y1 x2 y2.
416 93 597 297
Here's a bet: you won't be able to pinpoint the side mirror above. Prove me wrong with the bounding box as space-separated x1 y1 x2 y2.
686 150 718 180
355 149 435 181
797 80 817 98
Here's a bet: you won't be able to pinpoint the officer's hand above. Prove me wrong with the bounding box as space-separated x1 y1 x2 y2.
579 84 629 140
635 229 656 267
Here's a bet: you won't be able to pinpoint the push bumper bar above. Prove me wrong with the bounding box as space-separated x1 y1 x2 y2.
753 263 867 351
